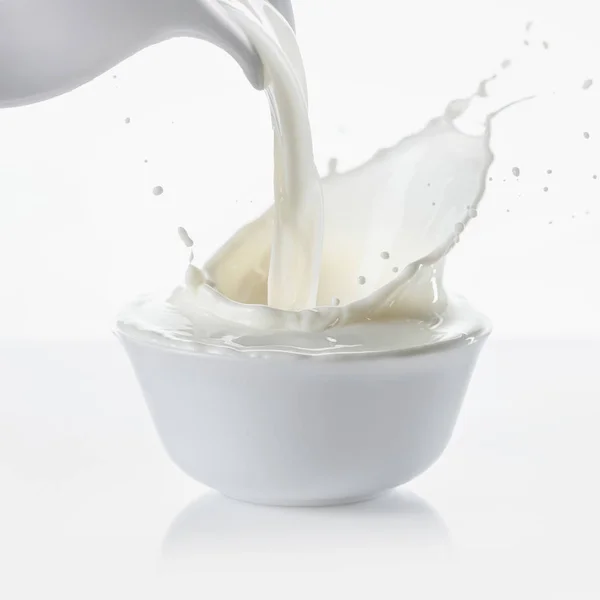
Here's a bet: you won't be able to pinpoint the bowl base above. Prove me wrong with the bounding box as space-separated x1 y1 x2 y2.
222 489 391 508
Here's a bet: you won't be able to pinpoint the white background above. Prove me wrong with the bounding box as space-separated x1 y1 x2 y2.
1 0 599 597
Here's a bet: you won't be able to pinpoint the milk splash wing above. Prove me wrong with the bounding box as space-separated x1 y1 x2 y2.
316 95 495 313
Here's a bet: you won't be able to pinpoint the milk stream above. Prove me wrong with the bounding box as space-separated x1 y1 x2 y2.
118 0 535 357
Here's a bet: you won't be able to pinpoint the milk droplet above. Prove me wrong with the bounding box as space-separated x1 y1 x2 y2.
512 167 520 177
543 187 549 192
357 276 366 285
468 208 478 218
124 117 131 124
392 267 399 273
177 226 194 248
501 59 511 69
331 296 340 307
455 223 465 234
488 176 493 181
542 41 549 50
152 186 164 196
380 251 390 260
593 175 598 180
144 159 148 164
584 132 590 139
547 169 553 174
583 79 593 90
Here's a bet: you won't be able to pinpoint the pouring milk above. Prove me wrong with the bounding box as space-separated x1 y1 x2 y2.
117 0 531 357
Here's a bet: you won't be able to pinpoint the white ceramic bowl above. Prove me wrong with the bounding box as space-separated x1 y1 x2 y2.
118 315 489 507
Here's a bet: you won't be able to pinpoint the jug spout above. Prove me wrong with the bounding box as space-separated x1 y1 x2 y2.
0 0 294 108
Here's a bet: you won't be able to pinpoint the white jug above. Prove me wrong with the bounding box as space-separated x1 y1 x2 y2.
0 0 294 107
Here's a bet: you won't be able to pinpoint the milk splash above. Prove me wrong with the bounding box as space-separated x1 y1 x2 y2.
119 0 530 356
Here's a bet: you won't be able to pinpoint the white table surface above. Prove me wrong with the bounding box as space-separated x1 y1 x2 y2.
1 338 599 598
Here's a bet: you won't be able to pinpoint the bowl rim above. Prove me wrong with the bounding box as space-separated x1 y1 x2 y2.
115 306 492 363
